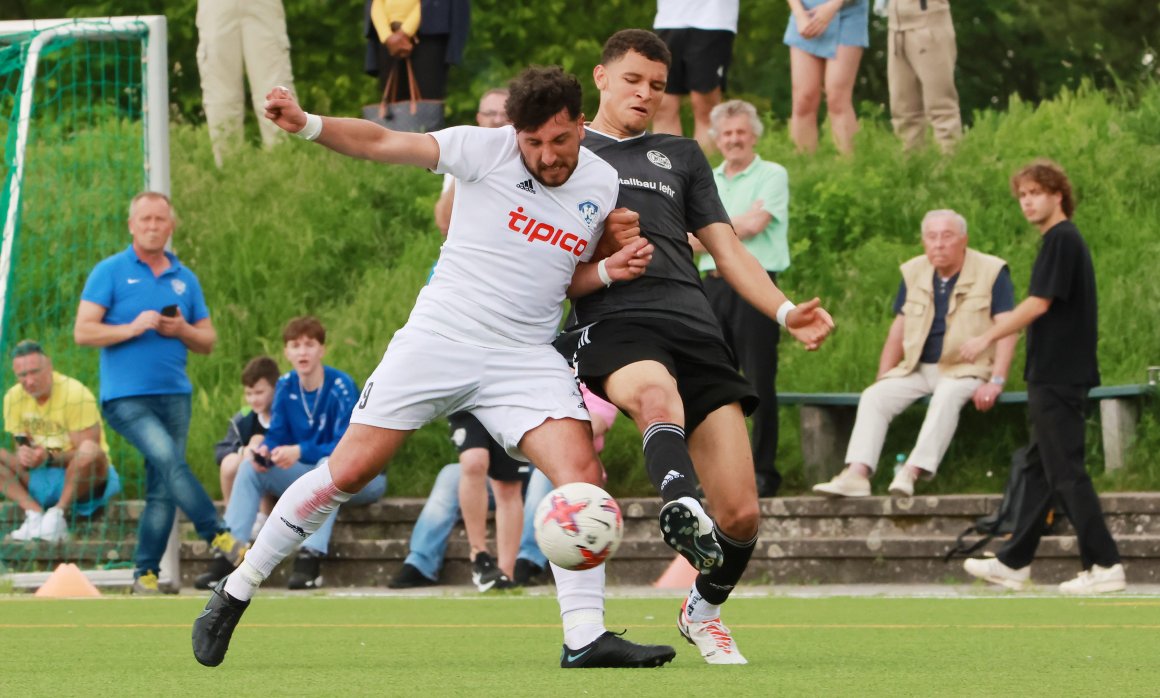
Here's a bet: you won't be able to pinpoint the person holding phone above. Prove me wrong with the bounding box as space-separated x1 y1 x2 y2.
1 340 121 543
75 191 245 595
194 316 386 590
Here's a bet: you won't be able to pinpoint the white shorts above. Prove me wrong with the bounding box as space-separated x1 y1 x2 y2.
351 325 590 460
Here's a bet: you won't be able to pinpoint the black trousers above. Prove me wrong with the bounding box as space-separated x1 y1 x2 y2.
703 271 781 494
997 383 1121 570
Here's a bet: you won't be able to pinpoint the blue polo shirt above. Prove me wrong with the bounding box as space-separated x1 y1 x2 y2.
80 245 211 402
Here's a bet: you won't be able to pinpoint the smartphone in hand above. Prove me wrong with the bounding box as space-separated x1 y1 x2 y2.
161 304 178 317
14 434 31 447
252 450 271 468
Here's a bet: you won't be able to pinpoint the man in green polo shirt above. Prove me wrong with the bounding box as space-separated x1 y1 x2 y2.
689 98 790 498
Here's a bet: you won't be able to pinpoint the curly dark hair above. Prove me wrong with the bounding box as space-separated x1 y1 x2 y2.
506 66 582 132
1010 159 1076 218
601 29 671 68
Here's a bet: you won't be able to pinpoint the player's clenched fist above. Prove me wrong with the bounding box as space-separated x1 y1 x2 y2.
603 237 654 283
263 86 307 134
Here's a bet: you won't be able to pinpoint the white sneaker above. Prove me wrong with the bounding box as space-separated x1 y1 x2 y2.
36 507 70 543
1059 564 1126 594
250 512 269 540
8 510 43 541
963 556 1030 591
888 470 915 497
677 598 747 665
812 469 871 498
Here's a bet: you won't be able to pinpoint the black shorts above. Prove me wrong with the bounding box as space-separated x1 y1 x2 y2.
447 411 530 482
658 28 734 95
562 317 758 433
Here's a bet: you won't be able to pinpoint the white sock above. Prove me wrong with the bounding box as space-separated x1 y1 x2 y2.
684 583 721 623
224 559 264 601
225 463 352 601
552 563 606 649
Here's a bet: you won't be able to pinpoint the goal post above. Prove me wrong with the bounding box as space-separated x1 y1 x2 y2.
0 16 179 588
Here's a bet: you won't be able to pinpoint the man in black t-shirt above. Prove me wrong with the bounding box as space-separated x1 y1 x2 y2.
559 29 834 664
960 159 1124 594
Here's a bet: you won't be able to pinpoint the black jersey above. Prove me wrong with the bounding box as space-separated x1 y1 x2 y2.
571 127 731 340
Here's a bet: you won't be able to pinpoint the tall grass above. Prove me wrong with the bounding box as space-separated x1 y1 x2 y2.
7 82 1159 498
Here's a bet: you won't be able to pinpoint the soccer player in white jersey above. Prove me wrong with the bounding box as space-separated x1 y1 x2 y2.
192 66 672 669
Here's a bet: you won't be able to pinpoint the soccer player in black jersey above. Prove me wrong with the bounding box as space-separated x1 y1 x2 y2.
558 29 835 664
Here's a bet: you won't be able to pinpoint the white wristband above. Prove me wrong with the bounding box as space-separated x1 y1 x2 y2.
297 112 323 141
597 258 614 287
776 300 796 327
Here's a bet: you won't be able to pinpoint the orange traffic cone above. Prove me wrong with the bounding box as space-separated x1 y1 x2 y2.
652 554 699 589
34 563 101 598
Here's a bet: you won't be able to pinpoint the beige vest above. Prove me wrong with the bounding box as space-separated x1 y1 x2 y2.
884 248 1007 380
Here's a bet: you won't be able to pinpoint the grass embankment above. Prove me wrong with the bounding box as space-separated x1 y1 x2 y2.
7 83 1159 498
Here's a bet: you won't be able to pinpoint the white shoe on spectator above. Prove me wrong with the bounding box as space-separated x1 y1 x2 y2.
888 470 915 497
812 469 871 498
36 507 70 543
251 512 269 540
1059 564 1126 594
963 556 1030 591
9 510 43 541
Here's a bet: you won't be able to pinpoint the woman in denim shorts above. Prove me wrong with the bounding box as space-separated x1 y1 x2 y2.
784 0 869 154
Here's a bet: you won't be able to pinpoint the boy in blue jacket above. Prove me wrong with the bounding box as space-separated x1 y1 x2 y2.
197 316 386 589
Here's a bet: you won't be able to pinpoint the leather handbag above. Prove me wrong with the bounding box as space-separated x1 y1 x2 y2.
361 59 444 133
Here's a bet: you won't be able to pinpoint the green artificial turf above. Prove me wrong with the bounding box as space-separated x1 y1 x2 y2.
2 593 1158 697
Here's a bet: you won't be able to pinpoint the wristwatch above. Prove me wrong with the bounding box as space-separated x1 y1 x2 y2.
990 376 1006 386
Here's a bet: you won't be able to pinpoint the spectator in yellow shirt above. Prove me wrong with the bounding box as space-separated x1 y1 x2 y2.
1 340 120 543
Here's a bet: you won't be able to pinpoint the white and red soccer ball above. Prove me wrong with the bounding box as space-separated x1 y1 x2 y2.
533 482 623 571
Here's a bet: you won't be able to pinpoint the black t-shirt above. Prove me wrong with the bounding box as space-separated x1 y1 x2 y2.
569 128 730 340
1025 220 1100 386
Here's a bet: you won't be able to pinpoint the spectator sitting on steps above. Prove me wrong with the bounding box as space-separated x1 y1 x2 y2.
1 340 121 543
813 209 1016 498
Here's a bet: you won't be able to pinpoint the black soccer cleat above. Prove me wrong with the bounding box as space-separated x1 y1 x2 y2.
560 631 676 668
659 499 724 575
192 575 250 667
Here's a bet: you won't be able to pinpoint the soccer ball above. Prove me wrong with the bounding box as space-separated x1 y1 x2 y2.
533 482 623 571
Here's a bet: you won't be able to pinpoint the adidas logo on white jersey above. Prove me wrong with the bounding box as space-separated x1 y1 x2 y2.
660 469 684 489
516 178 535 194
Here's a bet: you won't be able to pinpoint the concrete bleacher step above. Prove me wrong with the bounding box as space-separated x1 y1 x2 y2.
5 494 1160 588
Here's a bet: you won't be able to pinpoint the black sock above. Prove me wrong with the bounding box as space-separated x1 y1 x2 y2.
642 422 700 503
695 528 757 606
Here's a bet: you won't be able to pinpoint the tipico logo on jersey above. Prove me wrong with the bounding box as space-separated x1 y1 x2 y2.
506 207 589 257
577 200 600 232
647 149 672 170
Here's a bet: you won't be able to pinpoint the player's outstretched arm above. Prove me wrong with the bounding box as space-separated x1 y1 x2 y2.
263 86 438 170
567 238 654 298
698 222 835 350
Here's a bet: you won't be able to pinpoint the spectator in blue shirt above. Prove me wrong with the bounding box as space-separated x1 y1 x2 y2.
195 316 386 591
75 191 245 594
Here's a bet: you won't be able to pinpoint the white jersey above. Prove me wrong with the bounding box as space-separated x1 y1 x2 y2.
654 0 739 32
409 125 618 348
